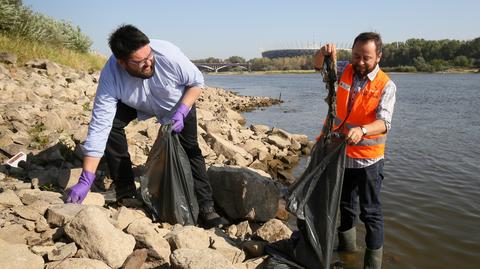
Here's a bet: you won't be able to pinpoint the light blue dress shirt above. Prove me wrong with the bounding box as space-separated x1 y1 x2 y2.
82 40 204 157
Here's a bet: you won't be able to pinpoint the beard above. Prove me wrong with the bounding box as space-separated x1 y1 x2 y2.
353 63 375 78
125 59 155 79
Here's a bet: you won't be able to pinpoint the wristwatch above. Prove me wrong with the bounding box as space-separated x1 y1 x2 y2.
361 127 368 136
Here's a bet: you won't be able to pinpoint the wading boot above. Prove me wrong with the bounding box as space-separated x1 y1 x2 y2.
199 206 230 229
364 246 383 269
100 183 137 203
338 227 357 252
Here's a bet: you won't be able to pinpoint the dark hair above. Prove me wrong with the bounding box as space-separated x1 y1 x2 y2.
108 24 150 60
352 32 382 55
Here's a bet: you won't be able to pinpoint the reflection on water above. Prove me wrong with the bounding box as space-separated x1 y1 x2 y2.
206 73 480 268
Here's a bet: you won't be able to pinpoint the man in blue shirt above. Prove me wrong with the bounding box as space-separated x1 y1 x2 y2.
66 24 229 228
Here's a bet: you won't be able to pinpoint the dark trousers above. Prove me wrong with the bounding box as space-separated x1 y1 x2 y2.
339 160 384 250
104 102 214 209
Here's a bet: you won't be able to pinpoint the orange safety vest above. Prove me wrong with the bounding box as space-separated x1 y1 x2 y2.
327 64 390 159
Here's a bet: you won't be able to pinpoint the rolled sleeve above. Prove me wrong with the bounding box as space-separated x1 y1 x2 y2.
81 70 118 157
376 80 396 131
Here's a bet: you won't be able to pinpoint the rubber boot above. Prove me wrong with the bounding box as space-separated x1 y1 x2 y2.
198 206 230 229
364 246 383 269
338 227 357 252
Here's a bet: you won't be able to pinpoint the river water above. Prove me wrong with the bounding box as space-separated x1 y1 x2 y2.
205 73 480 269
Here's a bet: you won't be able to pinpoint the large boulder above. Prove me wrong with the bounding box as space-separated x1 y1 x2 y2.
64 207 135 269
207 165 280 222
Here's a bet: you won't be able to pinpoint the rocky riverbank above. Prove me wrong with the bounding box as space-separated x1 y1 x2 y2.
0 57 314 268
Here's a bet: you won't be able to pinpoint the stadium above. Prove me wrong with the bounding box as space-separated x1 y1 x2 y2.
261 49 317 59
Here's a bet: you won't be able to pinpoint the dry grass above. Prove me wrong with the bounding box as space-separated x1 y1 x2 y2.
0 34 106 71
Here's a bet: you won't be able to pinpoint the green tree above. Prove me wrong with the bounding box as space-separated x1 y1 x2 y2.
453 55 471 67
226 56 246 63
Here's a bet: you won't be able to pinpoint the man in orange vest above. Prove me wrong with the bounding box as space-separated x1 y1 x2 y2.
314 32 396 269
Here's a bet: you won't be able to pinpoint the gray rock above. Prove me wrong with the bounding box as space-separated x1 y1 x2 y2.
46 204 87 227
219 107 246 125
18 189 63 205
47 242 77 261
0 238 44 269
26 199 51 215
45 61 62 76
0 224 30 244
74 248 90 258
82 192 105 207
126 219 171 262
250 124 270 134
0 52 17 65
210 133 253 166
31 245 56 256
64 207 135 269
113 206 149 231
235 221 253 240
198 133 216 158
165 226 245 264
122 248 148 269
207 166 280 222
242 139 270 157
13 205 42 221
35 216 49 232
267 134 291 149
45 258 111 269
0 189 23 206
234 256 268 269
170 248 236 269
255 219 292 243
33 85 52 97
42 111 72 132
40 227 64 241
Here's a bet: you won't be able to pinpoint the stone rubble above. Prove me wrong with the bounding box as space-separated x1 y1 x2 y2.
0 57 317 268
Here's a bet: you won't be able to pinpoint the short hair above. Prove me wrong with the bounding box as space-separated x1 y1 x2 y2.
353 32 382 55
108 24 150 60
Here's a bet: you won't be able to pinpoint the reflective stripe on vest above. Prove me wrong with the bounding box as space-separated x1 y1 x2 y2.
333 64 390 159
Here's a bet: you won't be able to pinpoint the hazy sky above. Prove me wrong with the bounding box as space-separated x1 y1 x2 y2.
23 0 480 60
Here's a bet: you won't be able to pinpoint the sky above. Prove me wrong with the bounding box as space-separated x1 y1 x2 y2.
23 0 480 60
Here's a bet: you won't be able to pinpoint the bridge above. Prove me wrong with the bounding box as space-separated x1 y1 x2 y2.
194 63 250 73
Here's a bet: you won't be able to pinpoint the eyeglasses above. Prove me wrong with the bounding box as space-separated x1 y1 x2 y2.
127 49 154 69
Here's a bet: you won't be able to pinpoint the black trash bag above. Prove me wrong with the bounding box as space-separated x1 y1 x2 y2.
140 124 199 225
266 135 347 269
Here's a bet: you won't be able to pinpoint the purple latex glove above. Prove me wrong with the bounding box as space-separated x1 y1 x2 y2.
171 103 190 133
66 170 96 204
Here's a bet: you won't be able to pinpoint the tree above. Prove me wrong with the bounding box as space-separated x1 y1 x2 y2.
453 56 471 67
226 56 246 63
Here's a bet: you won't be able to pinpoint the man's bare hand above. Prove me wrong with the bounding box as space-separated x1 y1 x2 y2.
347 127 364 144
314 44 337 70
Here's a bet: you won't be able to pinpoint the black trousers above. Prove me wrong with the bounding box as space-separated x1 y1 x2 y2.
104 102 214 209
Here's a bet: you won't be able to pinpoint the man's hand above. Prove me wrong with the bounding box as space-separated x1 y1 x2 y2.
171 103 190 133
347 127 364 145
314 44 337 70
66 170 96 204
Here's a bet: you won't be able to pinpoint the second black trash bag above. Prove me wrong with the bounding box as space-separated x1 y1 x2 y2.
140 124 199 225
265 135 347 269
